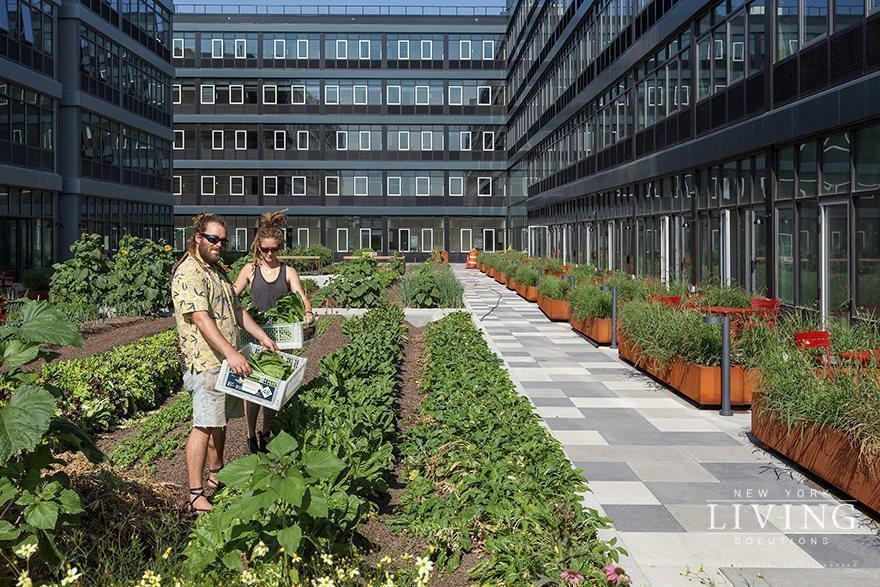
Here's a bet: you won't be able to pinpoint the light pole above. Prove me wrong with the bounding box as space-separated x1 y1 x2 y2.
600 285 618 349
704 315 732 416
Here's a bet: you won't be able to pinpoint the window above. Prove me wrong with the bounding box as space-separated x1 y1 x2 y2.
460 228 472 251
398 39 409 60
354 176 368 196
398 228 411 252
202 175 216 195
263 85 277 104
459 40 471 60
274 130 286 150
449 176 464 196
325 176 340 196
336 39 348 59
359 130 371 150
173 38 184 58
477 86 491 105
448 85 463 105
360 228 371 249
212 130 224 150
415 85 429 105
482 131 495 151
230 176 244 195
359 39 370 60
460 131 472 151
387 176 402 196
234 39 247 59
230 85 244 104
173 129 184 150
325 85 339 105
263 176 278 195
387 85 401 105
297 39 309 59
297 228 310 247
478 176 493 196
172 84 181 104
482 40 495 60
398 130 410 150
274 39 286 59
421 130 433 150
292 176 306 196
200 85 215 104
297 130 309 150
416 176 430 196
211 39 223 58
336 131 348 150
421 228 433 253
173 175 182 195
420 39 432 59
353 85 368 105
483 229 496 252
337 228 349 252
235 130 247 150
291 85 305 104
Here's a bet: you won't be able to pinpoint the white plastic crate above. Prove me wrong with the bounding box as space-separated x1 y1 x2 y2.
241 321 305 350
215 343 308 411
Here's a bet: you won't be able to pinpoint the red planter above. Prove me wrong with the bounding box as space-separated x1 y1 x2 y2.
752 394 880 516
570 316 613 345
495 272 507 285
488 267 496 278
537 294 570 321
617 334 757 407
506 278 518 291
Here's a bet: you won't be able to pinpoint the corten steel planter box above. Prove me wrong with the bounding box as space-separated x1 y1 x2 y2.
617 334 756 407
487 267 496 278
537 294 571 321
495 272 507 285
479 263 486 272
752 394 880 516
522 285 538 302
506 278 518 291
570 316 613 345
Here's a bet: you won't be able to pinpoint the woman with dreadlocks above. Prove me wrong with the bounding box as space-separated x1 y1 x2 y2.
233 210 314 453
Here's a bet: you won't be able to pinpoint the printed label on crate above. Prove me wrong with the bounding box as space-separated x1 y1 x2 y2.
222 371 277 401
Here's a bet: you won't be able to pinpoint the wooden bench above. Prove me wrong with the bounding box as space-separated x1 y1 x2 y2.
278 256 321 261
343 255 394 261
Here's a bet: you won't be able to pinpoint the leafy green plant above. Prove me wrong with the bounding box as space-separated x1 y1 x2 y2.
569 264 597 283
107 235 176 316
394 312 624 583
109 393 192 471
265 292 307 323
49 234 111 311
537 275 569 300
700 284 752 308
514 263 539 286
312 257 387 308
569 282 612 320
398 264 463 308
20 267 54 291
300 278 319 297
388 252 406 276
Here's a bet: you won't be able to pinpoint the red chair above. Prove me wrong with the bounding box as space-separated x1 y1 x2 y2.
794 330 831 364
649 294 682 307
751 298 781 327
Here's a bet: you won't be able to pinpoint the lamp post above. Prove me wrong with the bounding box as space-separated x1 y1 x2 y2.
600 285 618 349
704 315 732 416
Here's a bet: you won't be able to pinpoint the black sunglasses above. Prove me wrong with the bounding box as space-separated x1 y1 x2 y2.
259 246 280 253
200 232 229 247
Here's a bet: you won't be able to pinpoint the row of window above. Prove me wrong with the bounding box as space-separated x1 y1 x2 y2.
0 0 53 55
85 0 172 59
80 111 171 180
175 173 500 198
181 82 500 107
172 34 503 62
173 128 501 153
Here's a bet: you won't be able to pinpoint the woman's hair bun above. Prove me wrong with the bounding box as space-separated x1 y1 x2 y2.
259 209 288 230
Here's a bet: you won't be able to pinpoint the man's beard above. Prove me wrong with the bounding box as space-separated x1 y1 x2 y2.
198 240 218 262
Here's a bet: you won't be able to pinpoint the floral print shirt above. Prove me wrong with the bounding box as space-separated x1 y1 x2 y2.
172 255 240 372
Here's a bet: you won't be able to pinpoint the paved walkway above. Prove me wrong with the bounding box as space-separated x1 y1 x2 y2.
457 268 880 586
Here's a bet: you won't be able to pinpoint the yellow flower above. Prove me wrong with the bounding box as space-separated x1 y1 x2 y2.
320 553 334 566
379 555 392 565
60 566 82 586
240 569 257 585
16 571 33 587
347 568 360 579
290 553 302 563
408 470 418 481
164 244 172 251
174 579 184 587
400 553 413 562
161 547 172 560
120 249 128 255
314 578 335 587
336 568 346 580
252 541 269 559
14 543 37 560
415 556 434 578
136 569 162 587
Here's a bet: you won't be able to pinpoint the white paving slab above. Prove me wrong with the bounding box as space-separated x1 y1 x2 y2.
550 430 609 445
589 481 662 505
570 397 684 409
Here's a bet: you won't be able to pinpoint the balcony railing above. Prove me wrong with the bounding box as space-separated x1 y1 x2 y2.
174 1 508 16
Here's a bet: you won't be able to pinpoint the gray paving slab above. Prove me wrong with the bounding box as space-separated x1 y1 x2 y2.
529 397 577 407
573 461 642 481
601 505 687 532
721 567 880 585
785 534 880 568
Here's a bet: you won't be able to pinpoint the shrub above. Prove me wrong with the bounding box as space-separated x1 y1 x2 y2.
20 267 54 291
569 263 597 283
700 284 752 308
107 235 176 316
49 234 111 309
513 263 539 286
312 257 387 308
569 282 612 319
537 275 569 300
398 264 463 308
300 278 319 297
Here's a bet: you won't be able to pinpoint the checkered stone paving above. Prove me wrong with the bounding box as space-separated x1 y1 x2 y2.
457 267 880 586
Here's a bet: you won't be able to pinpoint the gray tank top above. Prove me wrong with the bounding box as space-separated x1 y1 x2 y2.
251 263 289 312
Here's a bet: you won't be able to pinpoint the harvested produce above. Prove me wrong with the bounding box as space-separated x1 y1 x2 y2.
265 291 307 323
247 350 293 380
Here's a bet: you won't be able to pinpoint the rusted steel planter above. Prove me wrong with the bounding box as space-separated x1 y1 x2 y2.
617 334 757 407
488 267 495 278
537 294 570 321
495 272 507 285
570 316 613 345
506 278 518 291
752 394 880 516
518 284 538 302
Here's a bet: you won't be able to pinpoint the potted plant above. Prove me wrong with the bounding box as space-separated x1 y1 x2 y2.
536 275 570 321
514 264 539 302
568 282 613 344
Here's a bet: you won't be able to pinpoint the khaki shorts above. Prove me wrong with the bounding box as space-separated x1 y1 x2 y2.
183 367 243 428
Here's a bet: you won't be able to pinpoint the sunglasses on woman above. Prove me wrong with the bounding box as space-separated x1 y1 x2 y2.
259 246 280 253
200 232 229 247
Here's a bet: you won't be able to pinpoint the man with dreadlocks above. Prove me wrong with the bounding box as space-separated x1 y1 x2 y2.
171 212 279 515
233 209 314 454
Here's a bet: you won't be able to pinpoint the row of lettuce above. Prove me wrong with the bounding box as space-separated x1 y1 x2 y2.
480 249 880 516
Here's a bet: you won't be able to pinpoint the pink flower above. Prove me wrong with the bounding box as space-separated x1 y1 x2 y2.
560 569 584 585
604 563 629 585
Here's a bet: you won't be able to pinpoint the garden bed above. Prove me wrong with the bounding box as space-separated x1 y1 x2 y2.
571 316 613 345
618 334 756 407
751 394 880 515
537 293 571 321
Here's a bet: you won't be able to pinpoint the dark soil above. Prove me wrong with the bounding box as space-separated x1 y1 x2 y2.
56 316 177 362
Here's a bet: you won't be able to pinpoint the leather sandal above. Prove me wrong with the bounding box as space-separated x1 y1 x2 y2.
248 435 259 454
257 431 271 453
188 487 211 515
207 468 225 494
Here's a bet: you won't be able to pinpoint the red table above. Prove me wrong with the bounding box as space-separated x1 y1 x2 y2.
835 350 880 366
697 306 760 317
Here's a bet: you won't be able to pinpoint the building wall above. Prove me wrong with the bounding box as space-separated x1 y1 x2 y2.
171 7 508 260
508 0 880 320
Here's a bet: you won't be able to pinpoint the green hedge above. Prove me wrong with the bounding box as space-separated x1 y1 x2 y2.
39 330 181 432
